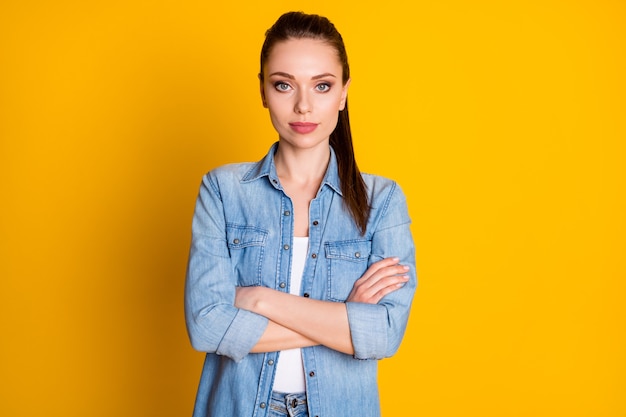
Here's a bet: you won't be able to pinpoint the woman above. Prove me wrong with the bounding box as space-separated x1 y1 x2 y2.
185 11 416 417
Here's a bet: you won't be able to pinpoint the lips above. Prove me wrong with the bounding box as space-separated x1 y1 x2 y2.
289 122 318 134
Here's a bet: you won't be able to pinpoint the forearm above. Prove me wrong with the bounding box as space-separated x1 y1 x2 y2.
243 287 354 355
250 320 318 352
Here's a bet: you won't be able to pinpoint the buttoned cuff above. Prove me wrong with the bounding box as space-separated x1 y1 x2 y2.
346 302 387 359
216 308 268 362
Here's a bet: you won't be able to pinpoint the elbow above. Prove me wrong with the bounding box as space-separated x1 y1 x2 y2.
186 320 220 353
347 302 411 360
190 339 212 353
381 309 413 358
185 305 269 362
382 331 405 358
184 303 233 354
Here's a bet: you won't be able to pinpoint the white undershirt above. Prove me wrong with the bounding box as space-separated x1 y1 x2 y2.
272 236 308 393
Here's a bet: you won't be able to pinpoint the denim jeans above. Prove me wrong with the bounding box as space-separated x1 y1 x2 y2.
269 391 308 417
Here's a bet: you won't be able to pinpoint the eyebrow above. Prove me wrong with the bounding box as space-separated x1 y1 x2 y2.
268 72 337 80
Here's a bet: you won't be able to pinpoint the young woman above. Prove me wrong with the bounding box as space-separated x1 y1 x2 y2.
185 11 417 417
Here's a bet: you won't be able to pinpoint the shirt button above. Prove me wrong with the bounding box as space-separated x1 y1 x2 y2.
284 210 291 216
283 244 290 250
311 253 317 259
233 238 240 244
355 252 361 258
303 293 310 298
312 220 319 226
260 402 267 409
279 282 286 289
309 371 315 377
268 359 274 365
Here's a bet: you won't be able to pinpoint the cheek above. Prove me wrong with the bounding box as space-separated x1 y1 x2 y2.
266 96 289 116
268 108 282 126
321 94 345 113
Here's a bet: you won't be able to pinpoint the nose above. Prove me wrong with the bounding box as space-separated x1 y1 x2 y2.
294 90 312 114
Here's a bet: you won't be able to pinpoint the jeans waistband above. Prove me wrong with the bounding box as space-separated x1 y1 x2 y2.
270 391 307 414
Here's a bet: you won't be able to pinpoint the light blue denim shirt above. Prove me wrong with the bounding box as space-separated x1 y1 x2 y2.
185 143 417 417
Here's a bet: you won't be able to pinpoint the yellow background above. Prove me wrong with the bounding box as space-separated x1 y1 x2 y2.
1 0 624 416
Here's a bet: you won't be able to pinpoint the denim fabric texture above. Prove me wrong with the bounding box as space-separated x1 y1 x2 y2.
185 143 417 417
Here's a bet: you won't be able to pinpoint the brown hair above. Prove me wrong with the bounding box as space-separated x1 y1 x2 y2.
259 11 370 234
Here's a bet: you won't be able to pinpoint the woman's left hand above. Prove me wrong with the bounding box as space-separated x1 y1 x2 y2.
347 257 410 304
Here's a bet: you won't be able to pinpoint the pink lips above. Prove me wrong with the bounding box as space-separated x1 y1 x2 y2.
289 122 318 134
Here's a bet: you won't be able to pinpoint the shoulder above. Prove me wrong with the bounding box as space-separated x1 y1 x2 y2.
203 162 256 185
208 161 256 177
194 162 257 198
361 173 411 233
361 173 410 223
361 173 405 201
361 172 395 188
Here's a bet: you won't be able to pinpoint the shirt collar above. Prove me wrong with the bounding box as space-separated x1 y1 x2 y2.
241 142 343 196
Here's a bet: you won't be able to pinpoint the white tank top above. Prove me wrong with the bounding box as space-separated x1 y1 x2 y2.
272 236 308 393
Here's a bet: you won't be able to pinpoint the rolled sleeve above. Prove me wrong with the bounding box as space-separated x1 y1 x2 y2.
216 308 268 362
185 173 268 362
346 302 388 359
346 181 417 359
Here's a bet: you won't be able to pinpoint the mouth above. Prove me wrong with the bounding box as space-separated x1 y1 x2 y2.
289 122 318 134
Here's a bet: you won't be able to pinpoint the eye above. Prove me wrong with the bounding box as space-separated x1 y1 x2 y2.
274 82 292 92
315 83 331 92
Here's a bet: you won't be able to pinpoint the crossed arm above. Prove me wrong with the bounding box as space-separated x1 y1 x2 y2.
235 257 410 355
186 174 416 361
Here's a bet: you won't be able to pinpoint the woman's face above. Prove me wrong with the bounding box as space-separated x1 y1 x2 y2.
261 38 350 152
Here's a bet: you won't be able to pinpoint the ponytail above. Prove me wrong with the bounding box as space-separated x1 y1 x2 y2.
330 100 369 234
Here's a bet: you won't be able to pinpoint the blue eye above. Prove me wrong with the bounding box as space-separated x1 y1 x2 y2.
316 83 331 92
274 82 291 92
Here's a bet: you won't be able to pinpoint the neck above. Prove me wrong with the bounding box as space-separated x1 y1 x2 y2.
274 141 330 185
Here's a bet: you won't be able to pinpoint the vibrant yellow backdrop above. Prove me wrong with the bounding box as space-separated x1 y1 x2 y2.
1 0 624 416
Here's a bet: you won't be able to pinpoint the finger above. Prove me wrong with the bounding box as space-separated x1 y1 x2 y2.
358 263 409 289
363 275 409 303
370 282 407 303
357 257 401 283
363 274 409 299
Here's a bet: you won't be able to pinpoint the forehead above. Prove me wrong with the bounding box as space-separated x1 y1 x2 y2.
265 38 342 75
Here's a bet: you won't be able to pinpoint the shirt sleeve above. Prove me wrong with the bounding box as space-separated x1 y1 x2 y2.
184 173 268 362
346 181 417 360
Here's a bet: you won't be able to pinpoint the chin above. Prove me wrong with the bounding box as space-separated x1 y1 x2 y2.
279 135 330 150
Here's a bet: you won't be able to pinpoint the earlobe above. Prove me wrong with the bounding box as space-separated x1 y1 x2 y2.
339 78 351 111
339 95 347 111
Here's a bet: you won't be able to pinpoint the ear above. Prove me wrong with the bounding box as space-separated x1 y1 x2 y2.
339 78 351 111
259 73 268 108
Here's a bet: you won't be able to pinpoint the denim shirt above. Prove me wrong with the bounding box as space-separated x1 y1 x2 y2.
185 143 417 417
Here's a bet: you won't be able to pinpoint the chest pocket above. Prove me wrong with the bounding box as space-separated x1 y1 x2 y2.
226 224 268 286
324 239 372 302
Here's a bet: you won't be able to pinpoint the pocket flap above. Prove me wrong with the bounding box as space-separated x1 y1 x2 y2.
226 224 268 249
324 239 371 262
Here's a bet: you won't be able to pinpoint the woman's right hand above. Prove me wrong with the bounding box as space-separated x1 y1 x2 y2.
346 257 410 304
